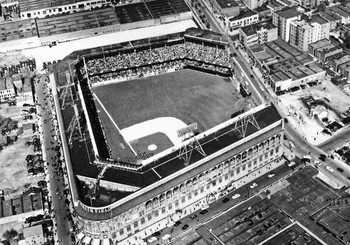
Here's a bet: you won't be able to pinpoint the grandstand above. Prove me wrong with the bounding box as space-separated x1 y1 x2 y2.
51 28 285 245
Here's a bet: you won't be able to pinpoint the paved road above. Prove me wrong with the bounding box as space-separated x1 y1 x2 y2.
35 75 72 245
199 2 350 187
147 163 295 245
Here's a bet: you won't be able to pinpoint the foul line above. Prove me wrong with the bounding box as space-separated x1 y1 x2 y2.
92 93 137 156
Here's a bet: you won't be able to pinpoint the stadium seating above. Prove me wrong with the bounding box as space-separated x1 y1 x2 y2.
80 41 230 84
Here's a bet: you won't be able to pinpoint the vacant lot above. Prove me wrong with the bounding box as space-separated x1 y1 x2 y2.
279 79 350 145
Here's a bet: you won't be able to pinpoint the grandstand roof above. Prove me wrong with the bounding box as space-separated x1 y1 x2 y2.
18 0 86 12
72 103 282 220
36 7 120 37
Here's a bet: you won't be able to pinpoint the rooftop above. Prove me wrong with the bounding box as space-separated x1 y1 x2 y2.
267 0 284 10
310 14 329 25
215 0 239 9
309 39 331 49
36 7 120 37
241 21 276 37
276 6 307 19
270 61 324 82
229 8 257 21
23 225 43 238
319 11 341 22
18 0 86 12
0 19 37 43
250 39 315 65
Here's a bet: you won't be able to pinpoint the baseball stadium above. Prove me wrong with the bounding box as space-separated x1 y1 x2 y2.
50 28 285 245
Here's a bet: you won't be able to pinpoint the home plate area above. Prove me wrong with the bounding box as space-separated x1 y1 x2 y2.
129 132 174 159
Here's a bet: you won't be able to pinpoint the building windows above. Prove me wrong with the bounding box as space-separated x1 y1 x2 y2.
161 207 166 214
175 200 179 207
141 217 145 225
154 210 159 217
133 221 138 228
126 225 131 232
181 197 186 203
168 203 172 210
147 214 152 221
119 229 124 235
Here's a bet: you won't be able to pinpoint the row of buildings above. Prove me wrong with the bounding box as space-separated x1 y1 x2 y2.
0 0 193 50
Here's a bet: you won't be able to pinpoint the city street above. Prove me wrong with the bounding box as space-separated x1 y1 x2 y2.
198 0 350 187
147 162 296 245
35 75 72 245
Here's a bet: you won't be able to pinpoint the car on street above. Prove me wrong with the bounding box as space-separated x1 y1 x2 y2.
289 141 295 148
232 193 241 199
288 161 296 167
200 210 208 215
313 160 321 165
303 155 311 160
189 214 197 220
222 197 230 203
250 183 258 189
326 166 334 172
268 173 275 178
319 154 327 161
182 224 189 230
337 167 344 172
174 221 181 227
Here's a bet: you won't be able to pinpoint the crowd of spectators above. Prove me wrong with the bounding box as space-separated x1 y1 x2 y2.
80 41 230 80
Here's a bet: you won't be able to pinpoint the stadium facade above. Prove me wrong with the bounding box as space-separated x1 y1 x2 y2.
50 29 286 245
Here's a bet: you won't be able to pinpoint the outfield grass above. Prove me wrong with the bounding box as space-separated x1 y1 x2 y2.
93 69 240 133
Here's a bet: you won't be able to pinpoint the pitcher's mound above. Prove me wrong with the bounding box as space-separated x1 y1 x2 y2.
148 144 157 151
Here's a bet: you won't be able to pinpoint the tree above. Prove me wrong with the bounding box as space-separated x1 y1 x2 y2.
2 229 18 242
317 2 327 11
0 115 18 135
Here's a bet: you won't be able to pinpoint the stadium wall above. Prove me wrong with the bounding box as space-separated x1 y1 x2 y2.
73 105 285 244
77 175 141 192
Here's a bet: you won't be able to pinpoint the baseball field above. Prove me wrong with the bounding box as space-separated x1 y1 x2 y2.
92 69 241 161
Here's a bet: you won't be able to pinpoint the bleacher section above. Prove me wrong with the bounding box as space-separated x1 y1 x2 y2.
36 8 120 37
115 3 153 24
0 19 37 42
145 0 190 18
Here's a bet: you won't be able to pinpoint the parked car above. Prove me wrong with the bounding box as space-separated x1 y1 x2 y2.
189 214 197 220
326 166 334 172
182 224 189 230
174 221 181 227
250 183 258 189
268 173 275 178
232 193 241 199
222 197 230 203
199 210 208 215
337 167 344 173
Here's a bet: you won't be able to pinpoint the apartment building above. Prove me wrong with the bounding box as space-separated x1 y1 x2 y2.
289 14 330 51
